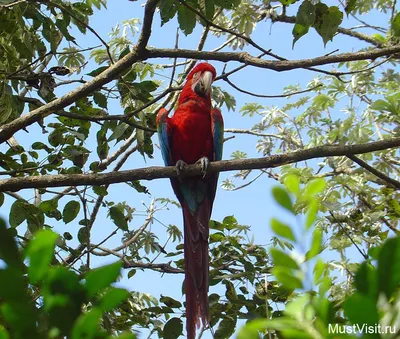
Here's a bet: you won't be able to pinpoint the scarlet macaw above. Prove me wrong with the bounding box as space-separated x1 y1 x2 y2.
156 62 223 339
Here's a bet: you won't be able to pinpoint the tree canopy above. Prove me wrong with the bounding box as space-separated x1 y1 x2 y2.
0 0 400 338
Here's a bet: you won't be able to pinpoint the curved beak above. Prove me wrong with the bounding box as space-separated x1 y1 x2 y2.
194 71 214 97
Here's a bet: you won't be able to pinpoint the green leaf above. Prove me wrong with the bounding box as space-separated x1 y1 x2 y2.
26 230 58 283
305 199 318 229
296 0 316 26
0 218 21 268
0 193 4 208
93 92 107 109
177 3 196 35
237 319 269 339
163 317 183 339
0 82 13 124
108 122 129 142
63 201 80 224
306 228 323 260
392 12 400 37
49 127 66 147
372 33 386 43
39 199 58 213
272 266 303 290
42 22 60 53
370 99 391 112
345 0 357 15
214 316 236 339
313 4 343 46
214 0 241 9
200 0 215 20
71 307 102 339
283 174 300 195
377 237 400 299
32 141 52 152
109 206 128 231
343 293 379 327
355 262 377 299
270 248 299 270
160 296 182 308
113 333 136 339
304 178 326 197
85 261 122 298
77 227 89 244
313 258 325 283
87 66 108 77
9 200 27 227
271 218 296 242
43 267 86 335
222 215 239 230
97 141 109 160
0 268 26 300
0 327 10 339
159 0 177 25
24 204 44 231
55 18 75 42
93 186 108 196
99 287 129 311
128 269 136 278
118 46 130 60
272 186 294 214
292 0 315 45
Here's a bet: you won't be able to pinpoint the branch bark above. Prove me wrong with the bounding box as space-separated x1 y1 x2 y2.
1 40 399 144
1 137 400 192
145 45 400 71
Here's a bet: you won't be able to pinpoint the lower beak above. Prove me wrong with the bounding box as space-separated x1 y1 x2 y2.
194 71 214 96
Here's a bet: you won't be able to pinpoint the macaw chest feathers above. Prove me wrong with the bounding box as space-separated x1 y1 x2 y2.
170 111 213 165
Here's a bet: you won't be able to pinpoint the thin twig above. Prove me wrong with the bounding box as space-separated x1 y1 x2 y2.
347 154 400 189
224 77 323 98
329 211 368 260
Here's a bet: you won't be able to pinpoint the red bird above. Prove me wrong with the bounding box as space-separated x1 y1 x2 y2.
156 63 224 339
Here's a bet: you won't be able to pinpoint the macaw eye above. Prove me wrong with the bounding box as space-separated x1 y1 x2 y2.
193 72 200 79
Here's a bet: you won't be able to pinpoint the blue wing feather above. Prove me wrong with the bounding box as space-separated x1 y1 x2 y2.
211 108 224 162
156 108 172 166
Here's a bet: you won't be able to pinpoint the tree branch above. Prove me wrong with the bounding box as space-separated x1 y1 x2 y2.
0 0 160 143
122 261 183 274
1 36 398 144
145 45 400 72
2 137 400 192
223 77 323 98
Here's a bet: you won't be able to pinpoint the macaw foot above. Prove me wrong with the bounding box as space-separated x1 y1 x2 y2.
196 157 210 178
175 160 187 177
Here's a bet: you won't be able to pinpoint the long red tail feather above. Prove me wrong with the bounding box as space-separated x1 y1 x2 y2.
182 201 211 339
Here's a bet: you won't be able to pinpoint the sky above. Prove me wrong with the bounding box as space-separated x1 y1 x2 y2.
0 0 392 338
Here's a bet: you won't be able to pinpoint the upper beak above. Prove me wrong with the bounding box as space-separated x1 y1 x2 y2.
194 71 214 96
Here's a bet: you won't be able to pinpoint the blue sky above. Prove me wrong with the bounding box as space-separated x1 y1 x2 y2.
0 0 391 337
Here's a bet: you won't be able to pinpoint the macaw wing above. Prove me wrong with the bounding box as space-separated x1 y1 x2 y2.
211 108 224 162
204 107 224 207
156 108 172 166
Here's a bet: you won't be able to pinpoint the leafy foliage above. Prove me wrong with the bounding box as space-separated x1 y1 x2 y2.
239 182 400 339
0 218 133 338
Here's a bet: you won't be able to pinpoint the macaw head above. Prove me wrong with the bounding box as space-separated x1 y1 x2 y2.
186 63 217 98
